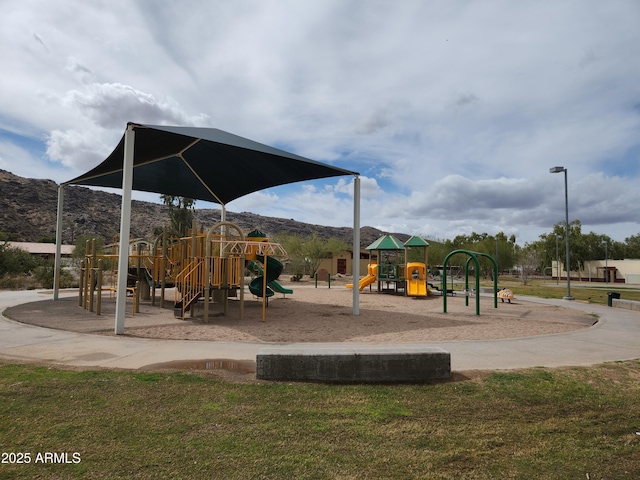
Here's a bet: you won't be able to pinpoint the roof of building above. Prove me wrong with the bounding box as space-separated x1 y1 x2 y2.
8 242 74 255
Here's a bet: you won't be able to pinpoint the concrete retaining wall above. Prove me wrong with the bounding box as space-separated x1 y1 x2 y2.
612 298 640 311
256 345 451 383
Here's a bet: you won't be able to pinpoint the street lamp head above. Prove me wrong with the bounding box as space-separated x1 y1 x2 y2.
549 166 565 173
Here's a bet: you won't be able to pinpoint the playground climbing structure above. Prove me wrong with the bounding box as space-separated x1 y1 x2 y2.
79 221 289 322
346 234 429 297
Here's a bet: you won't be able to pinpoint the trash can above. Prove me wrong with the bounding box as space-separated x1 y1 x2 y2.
607 292 620 307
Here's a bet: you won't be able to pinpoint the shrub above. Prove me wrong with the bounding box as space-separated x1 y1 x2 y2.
0 242 39 276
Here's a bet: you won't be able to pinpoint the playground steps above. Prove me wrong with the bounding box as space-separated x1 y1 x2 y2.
173 287 241 318
174 293 201 318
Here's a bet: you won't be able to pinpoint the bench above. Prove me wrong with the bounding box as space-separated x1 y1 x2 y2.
256 345 451 383
612 298 640 311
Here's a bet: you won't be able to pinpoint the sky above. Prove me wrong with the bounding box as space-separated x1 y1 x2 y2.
1 0 639 246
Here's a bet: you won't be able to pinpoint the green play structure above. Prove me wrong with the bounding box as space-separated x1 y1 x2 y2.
442 249 498 315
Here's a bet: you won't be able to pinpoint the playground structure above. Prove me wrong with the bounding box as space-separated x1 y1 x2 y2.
346 235 429 297
344 239 506 316
77 221 289 322
442 249 498 316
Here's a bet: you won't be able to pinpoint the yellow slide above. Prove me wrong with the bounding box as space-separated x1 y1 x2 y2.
346 264 378 291
406 262 427 297
406 279 427 297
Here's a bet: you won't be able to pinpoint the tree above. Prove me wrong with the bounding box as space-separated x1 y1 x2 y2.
495 232 517 273
422 238 447 270
0 242 75 289
437 232 516 278
533 221 640 280
276 233 349 278
33 258 75 289
160 195 195 236
275 233 306 279
538 220 585 275
624 233 640 259
0 231 19 241
72 235 106 269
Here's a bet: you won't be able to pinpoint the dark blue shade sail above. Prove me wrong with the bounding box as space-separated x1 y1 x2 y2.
65 123 358 204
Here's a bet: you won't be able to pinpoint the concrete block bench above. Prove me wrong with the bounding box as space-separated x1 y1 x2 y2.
612 298 640 311
256 345 451 383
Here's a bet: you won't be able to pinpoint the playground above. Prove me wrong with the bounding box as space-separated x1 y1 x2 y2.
6 279 595 344
19 123 624 378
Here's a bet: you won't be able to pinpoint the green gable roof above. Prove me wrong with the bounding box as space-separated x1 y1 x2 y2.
404 236 429 247
365 235 405 251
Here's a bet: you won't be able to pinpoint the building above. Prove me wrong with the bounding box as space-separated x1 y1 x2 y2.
318 250 376 277
7 242 74 261
551 258 640 284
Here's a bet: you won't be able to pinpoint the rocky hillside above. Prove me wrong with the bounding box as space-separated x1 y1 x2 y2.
0 170 408 248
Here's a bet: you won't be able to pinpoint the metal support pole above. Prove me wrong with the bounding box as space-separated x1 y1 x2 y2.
96 259 103 315
563 169 573 300
53 185 64 300
556 235 560 285
352 175 361 316
115 124 135 334
603 241 608 284
550 166 573 300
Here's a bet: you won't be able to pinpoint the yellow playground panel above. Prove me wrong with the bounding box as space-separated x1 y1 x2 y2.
406 262 427 297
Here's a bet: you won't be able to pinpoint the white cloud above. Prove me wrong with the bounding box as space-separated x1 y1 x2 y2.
62 83 208 129
227 190 280 213
44 82 210 170
46 127 111 169
1 0 639 244
330 176 381 199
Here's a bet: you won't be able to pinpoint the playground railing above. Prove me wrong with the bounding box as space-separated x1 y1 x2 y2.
208 256 244 288
175 257 206 317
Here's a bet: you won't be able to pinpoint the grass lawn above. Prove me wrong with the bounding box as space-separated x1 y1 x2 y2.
486 277 640 305
1 362 639 479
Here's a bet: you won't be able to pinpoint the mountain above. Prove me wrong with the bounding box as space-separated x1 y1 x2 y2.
0 170 409 248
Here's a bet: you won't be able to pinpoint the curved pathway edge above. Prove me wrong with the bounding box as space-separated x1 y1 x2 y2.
1 290 638 372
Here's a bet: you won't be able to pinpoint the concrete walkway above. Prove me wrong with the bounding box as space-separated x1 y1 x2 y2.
1 290 638 372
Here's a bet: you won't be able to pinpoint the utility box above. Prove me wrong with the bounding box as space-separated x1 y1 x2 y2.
607 291 621 307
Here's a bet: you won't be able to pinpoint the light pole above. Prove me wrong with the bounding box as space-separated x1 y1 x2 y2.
495 237 499 280
555 234 561 285
549 166 573 300
602 240 608 284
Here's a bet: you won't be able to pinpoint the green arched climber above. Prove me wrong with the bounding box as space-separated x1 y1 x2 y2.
442 249 498 316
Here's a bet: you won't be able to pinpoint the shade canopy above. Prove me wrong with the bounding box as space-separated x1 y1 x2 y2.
54 122 362 333
65 123 358 204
